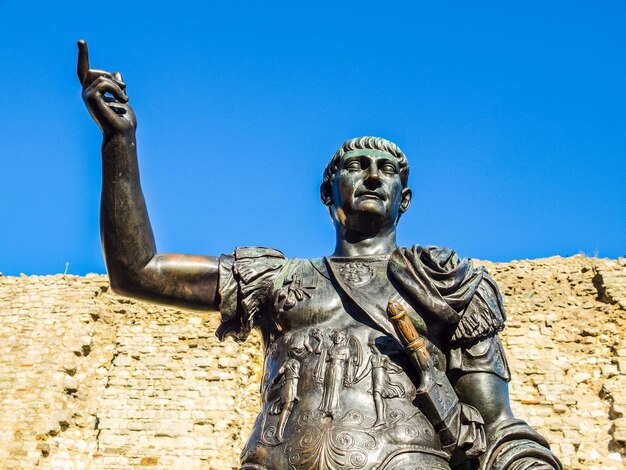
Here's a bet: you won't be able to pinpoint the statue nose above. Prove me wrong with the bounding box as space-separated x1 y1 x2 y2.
364 163 382 188
368 163 380 180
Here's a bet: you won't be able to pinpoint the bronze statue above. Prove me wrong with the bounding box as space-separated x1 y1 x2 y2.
77 40 562 469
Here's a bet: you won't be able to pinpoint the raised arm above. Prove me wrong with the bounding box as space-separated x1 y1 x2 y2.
78 40 219 310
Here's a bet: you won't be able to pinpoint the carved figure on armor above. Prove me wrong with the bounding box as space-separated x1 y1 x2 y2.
314 330 362 417
269 348 302 441
354 336 406 427
78 40 563 469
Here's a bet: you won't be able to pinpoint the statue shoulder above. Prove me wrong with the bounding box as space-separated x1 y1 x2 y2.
393 244 506 344
452 266 507 345
216 246 288 342
396 244 461 270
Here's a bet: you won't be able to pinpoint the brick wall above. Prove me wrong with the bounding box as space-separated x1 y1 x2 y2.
0 255 624 469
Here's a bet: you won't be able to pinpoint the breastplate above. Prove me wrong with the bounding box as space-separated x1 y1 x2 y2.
242 257 451 470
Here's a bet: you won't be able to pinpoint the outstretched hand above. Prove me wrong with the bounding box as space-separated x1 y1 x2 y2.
78 40 136 135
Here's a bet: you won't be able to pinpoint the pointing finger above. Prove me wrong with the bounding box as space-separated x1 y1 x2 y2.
77 39 90 84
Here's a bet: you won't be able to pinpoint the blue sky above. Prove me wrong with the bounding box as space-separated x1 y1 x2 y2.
1 1 624 276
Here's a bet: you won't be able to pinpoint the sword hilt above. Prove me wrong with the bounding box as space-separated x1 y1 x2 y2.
386 300 459 426
387 301 433 385
387 300 422 348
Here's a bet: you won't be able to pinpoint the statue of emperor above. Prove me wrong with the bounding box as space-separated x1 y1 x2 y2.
77 40 561 470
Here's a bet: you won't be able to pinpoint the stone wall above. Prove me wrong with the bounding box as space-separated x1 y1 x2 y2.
0 255 624 469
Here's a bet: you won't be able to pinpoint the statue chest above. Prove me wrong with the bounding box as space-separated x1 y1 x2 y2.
242 258 453 469
267 257 439 340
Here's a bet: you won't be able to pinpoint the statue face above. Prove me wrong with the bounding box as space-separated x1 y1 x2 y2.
330 149 411 233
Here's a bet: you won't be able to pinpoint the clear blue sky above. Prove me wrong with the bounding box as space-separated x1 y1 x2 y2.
1 1 624 276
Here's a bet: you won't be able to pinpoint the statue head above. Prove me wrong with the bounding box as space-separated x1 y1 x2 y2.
320 137 412 233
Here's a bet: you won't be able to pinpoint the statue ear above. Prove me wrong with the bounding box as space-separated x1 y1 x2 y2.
399 188 412 213
320 182 333 206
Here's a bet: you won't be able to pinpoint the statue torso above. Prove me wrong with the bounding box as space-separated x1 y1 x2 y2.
241 256 452 470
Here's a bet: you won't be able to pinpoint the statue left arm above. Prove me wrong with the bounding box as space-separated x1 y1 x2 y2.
454 370 561 470
454 371 514 434
448 269 562 469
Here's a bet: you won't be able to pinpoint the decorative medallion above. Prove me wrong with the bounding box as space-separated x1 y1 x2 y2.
337 262 374 287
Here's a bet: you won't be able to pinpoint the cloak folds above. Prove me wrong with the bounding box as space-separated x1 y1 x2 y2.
388 245 506 345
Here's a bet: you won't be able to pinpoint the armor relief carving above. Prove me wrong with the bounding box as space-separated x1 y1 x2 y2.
314 330 362 417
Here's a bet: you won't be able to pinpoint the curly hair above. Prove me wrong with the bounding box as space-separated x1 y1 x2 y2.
320 136 409 204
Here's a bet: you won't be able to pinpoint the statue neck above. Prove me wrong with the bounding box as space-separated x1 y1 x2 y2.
332 225 398 257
